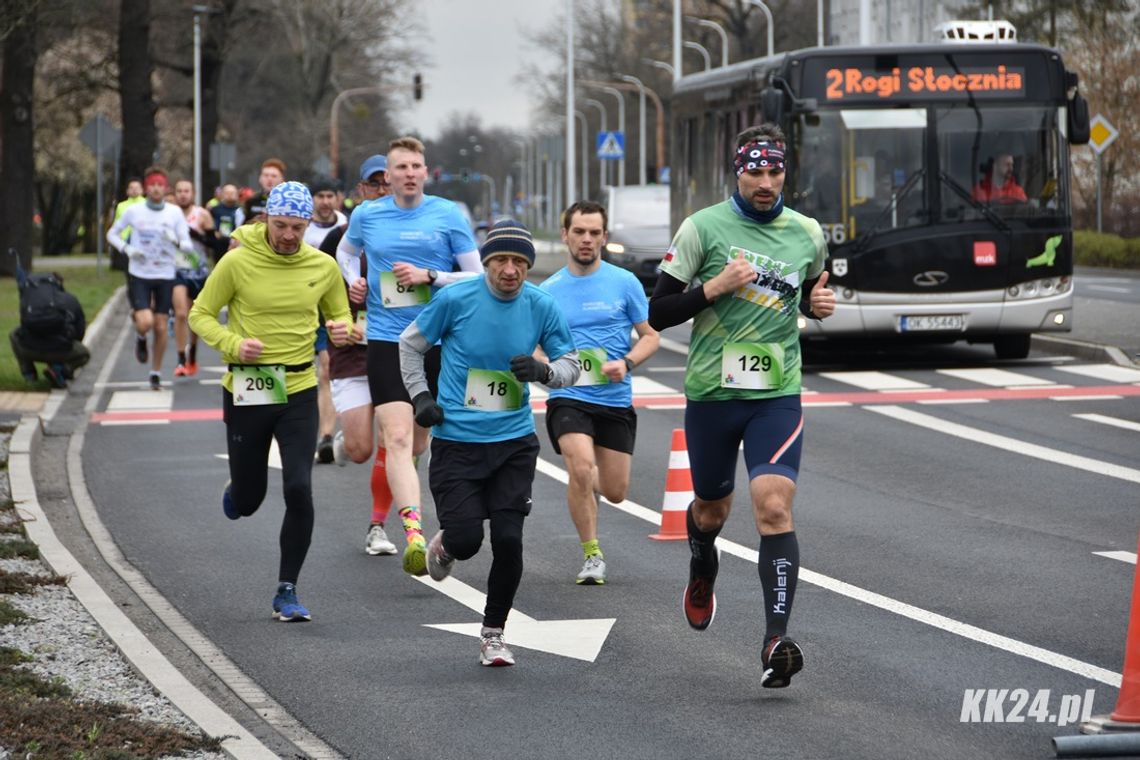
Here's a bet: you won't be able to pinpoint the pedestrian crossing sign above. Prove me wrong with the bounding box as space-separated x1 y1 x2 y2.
596 131 625 160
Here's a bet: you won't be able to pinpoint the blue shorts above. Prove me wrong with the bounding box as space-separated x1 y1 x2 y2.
314 324 329 353
684 395 804 500
174 270 208 300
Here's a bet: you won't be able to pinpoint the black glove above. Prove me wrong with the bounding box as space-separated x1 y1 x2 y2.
412 391 444 427
509 354 551 383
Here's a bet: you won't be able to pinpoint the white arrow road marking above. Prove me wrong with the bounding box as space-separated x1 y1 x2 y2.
215 439 282 470
412 575 615 662
534 457 1122 687
1094 551 1138 565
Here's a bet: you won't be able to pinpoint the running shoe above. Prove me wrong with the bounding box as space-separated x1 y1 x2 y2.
403 534 428 576
315 434 334 464
135 337 148 364
576 555 607 585
222 480 239 521
271 582 312 622
149 372 161 391
184 361 199 376
761 635 805 689
426 531 454 581
332 431 348 467
682 547 719 630
174 363 189 378
365 523 397 556
43 365 67 390
479 627 515 666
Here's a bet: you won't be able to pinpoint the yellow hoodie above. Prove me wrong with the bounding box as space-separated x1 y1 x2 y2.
189 222 352 395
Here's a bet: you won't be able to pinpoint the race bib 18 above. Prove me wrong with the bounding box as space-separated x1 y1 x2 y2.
464 369 523 412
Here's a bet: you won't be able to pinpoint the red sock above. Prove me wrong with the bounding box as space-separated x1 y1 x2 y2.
370 447 392 525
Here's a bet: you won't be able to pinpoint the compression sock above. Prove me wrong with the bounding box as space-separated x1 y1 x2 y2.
686 502 722 576
177 350 187 366
370 447 392 525
581 539 602 559
757 531 800 640
399 506 423 545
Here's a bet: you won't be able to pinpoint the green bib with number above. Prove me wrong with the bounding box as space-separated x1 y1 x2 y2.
232 365 288 405
574 347 610 386
721 342 784 390
379 272 431 308
464 369 523 412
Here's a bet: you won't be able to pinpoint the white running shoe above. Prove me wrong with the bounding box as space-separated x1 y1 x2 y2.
332 431 348 467
479 627 515 666
426 531 455 581
365 524 397 556
576 555 607 585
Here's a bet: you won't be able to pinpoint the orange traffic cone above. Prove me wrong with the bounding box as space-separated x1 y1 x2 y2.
1110 531 1140 724
650 429 692 541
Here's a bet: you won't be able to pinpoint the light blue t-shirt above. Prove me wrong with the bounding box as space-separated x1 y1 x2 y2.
413 277 575 444
345 194 478 341
540 262 649 408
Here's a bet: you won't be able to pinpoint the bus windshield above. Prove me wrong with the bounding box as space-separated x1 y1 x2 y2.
936 104 1068 221
791 109 927 241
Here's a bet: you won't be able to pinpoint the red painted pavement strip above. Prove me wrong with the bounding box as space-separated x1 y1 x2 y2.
90 383 1140 423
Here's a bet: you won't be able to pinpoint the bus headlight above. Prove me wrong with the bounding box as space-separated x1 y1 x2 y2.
1007 276 1069 300
606 243 626 254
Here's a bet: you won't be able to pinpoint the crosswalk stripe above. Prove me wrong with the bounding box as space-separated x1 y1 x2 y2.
107 390 173 412
935 367 1064 388
818 370 933 391
1056 363 1140 384
1073 413 1140 433
1093 551 1138 565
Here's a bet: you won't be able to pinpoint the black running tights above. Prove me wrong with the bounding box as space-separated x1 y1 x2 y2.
223 387 318 584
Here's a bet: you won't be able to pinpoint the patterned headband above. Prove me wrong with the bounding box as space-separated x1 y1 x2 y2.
734 140 786 176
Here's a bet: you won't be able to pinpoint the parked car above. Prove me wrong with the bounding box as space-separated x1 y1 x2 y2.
602 184 671 290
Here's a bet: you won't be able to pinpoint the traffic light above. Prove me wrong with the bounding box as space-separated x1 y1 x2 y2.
413 73 423 101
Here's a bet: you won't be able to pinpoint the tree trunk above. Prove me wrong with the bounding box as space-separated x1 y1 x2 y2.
200 0 240 192
0 3 38 276
118 0 157 189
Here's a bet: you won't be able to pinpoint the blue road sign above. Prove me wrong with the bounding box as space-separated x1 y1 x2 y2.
596 131 625 160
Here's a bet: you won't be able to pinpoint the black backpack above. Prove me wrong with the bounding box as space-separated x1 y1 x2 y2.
19 273 68 338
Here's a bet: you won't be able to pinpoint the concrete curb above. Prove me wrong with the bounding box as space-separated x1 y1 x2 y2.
1031 334 1139 368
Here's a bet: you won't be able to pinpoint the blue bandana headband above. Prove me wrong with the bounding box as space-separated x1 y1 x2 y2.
266 181 314 219
734 140 786 176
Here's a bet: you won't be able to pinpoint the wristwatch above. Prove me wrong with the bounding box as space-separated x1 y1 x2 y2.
426 269 439 284
622 356 635 373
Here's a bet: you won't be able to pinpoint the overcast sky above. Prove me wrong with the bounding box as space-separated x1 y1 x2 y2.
399 0 563 139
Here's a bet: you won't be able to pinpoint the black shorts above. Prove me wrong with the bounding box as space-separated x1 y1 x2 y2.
428 434 540 526
366 340 440 406
544 397 637 455
127 276 175 314
174 270 208 300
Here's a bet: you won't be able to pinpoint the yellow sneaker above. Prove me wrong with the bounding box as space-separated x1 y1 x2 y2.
403 535 427 576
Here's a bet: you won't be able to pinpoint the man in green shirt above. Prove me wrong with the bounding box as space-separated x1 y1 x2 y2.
648 123 835 689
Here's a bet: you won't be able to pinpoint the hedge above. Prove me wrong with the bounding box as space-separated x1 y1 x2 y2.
1073 230 1140 269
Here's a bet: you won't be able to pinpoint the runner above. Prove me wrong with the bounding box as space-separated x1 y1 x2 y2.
238 157 286 228
188 181 356 622
172 178 215 378
540 200 659 585
399 220 580 665
648 123 835 688
319 155 398 555
106 167 194 390
336 136 482 576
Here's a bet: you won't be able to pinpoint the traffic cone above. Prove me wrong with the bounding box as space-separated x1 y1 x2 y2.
1110 531 1140 724
650 429 692 541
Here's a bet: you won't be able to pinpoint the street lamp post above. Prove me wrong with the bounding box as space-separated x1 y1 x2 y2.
191 5 213 206
575 110 589 200
566 0 576 212
686 16 729 66
748 0 775 57
583 98 607 187
618 74 648 185
599 86 625 187
684 40 712 71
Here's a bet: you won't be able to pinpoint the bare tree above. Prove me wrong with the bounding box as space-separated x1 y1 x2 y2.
0 0 43 273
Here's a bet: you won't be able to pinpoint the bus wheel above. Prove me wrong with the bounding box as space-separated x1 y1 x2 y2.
993 334 1031 360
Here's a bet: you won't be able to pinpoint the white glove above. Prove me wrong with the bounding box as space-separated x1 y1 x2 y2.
124 244 146 262
162 228 179 245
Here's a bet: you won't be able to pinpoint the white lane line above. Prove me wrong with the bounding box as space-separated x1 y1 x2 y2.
1057 364 1140 384
1055 395 1124 402
1093 551 1138 565
1086 285 1131 294
818 371 933 391
534 457 1120 687
916 398 989 405
936 368 1063 388
1073 413 1140 433
865 405 1140 484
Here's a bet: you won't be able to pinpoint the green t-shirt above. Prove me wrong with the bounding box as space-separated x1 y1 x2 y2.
659 200 826 401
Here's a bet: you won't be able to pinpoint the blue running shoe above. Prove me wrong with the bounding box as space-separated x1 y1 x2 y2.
272 582 312 622
222 480 239 520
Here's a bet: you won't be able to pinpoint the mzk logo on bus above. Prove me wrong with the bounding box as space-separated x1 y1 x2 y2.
824 65 1026 101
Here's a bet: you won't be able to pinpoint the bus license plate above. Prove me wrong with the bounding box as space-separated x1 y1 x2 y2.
898 314 965 332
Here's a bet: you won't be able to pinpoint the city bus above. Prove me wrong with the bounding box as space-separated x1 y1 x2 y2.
669 33 1091 358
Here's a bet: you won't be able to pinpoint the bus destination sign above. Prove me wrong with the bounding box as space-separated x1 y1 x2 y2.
824 65 1026 101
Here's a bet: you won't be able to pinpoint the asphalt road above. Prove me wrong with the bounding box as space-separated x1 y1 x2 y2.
62 283 1139 760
